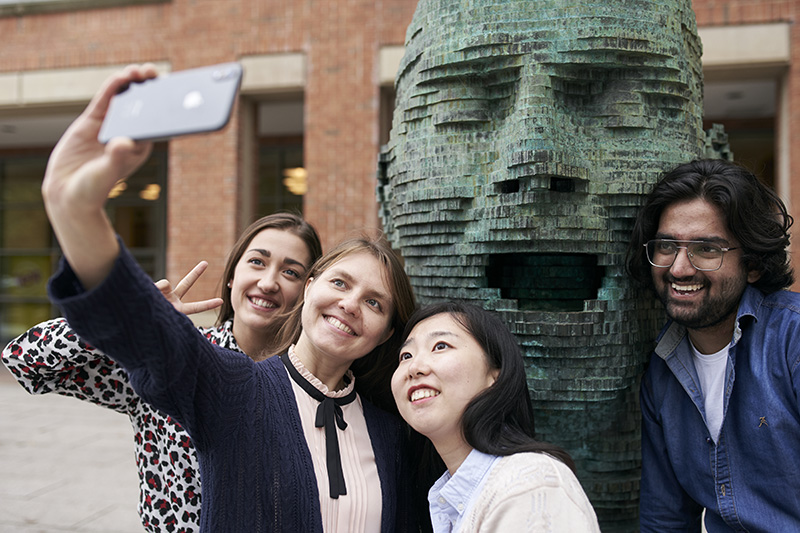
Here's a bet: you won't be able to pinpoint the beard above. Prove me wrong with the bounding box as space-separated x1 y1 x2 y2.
655 271 748 331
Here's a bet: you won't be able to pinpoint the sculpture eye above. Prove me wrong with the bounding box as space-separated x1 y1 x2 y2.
549 56 692 133
642 84 689 122
416 55 522 130
551 67 607 111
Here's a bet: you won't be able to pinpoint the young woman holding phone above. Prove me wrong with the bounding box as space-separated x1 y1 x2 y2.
38 64 418 532
3 210 321 532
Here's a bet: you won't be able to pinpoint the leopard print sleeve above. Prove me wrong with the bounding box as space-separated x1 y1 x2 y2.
1 317 138 415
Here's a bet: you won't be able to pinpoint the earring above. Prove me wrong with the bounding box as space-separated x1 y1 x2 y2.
227 280 232 288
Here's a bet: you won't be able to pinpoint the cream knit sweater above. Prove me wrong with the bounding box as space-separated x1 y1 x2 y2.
458 452 600 533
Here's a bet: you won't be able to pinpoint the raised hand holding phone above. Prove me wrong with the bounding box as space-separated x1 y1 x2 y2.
43 62 243 291
98 62 242 143
42 64 159 290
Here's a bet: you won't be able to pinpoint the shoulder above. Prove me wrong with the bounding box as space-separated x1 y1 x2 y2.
744 287 800 343
196 320 241 352
489 453 577 490
257 354 294 393
483 453 594 510
465 453 599 532
263 353 287 370
757 288 800 316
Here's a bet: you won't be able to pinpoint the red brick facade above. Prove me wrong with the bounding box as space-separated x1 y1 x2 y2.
0 0 417 299
694 0 799 289
0 0 797 298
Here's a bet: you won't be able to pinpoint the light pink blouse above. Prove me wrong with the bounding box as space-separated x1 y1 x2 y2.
286 346 383 532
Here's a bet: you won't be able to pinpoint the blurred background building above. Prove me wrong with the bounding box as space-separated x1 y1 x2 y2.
0 0 797 346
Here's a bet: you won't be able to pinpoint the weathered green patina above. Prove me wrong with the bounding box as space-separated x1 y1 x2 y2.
378 1 709 530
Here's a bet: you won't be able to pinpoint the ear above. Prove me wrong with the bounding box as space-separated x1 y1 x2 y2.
488 367 500 386
227 279 233 289
303 276 315 298
747 269 762 284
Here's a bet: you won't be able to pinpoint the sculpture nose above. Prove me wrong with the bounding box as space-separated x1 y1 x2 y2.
490 65 589 193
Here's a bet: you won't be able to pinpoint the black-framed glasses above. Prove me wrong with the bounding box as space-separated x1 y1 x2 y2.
644 239 738 272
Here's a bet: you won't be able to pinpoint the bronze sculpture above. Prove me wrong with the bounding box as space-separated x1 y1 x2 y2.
379 1 708 529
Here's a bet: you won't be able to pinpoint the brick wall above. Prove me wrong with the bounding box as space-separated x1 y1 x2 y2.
2 0 796 297
693 0 799 289
693 0 796 24
0 0 419 299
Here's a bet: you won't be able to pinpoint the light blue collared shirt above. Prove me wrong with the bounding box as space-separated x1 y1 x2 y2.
428 449 500 533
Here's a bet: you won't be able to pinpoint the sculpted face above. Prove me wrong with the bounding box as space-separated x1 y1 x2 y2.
379 0 705 526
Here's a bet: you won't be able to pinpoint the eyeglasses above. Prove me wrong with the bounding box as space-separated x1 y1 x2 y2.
644 239 738 272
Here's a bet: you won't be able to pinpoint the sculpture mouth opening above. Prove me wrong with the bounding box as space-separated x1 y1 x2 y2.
486 253 605 312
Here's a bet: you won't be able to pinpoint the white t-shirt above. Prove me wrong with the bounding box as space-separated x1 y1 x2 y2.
690 342 730 442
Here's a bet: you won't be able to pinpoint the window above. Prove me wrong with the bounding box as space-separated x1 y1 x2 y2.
254 97 305 218
258 138 304 217
0 154 53 344
0 146 166 345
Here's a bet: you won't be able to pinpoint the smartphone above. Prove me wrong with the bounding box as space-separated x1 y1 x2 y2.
98 62 243 143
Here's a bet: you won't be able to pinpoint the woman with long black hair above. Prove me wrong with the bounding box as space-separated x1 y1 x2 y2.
392 302 599 532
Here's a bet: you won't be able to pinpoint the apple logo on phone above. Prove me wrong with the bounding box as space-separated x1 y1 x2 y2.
128 100 144 117
183 91 204 110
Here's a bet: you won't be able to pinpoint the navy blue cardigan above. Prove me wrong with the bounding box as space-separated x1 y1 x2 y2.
48 243 414 532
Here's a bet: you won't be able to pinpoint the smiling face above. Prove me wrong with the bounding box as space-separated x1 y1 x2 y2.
652 198 760 347
229 228 312 341
391 313 498 457
296 252 396 369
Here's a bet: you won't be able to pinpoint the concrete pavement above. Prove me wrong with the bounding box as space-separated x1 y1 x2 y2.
0 366 142 533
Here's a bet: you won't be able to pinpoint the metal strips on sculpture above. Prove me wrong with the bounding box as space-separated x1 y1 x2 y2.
379 1 706 530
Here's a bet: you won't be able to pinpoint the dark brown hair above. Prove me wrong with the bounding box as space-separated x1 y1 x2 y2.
627 159 793 294
216 212 322 326
401 301 576 471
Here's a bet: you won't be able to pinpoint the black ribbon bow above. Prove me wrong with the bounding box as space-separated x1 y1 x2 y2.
280 352 357 499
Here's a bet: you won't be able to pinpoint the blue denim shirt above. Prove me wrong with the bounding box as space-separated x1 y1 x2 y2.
640 285 800 532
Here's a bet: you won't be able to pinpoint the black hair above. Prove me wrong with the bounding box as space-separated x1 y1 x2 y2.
627 159 793 294
401 301 575 470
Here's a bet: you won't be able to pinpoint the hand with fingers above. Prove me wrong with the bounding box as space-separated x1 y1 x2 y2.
41 63 160 290
155 261 224 316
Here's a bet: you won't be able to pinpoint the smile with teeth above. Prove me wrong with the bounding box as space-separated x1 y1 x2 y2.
326 316 356 336
671 282 703 293
250 297 278 309
410 388 439 402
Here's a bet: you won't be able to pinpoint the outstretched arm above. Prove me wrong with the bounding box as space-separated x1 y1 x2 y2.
42 66 253 445
41 64 158 290
1 318 136 414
